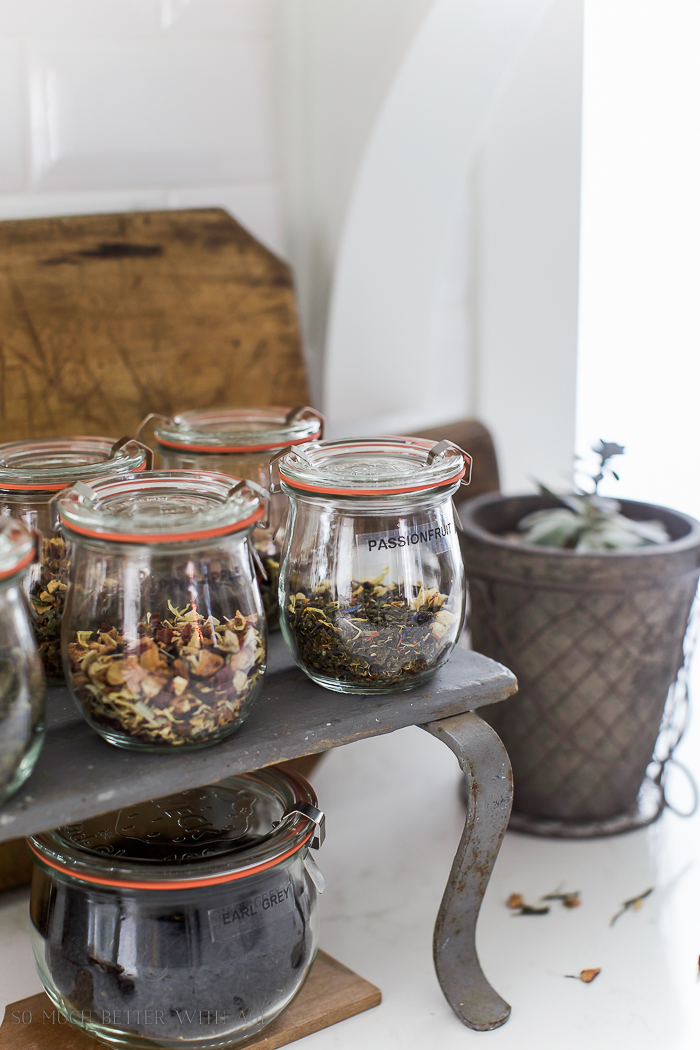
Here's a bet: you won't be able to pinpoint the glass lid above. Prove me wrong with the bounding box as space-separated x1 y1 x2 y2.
278 436 471 497
0 437 150 492
0 517 36 582
56 470 264 544
149 406 324 454
29 769 321 889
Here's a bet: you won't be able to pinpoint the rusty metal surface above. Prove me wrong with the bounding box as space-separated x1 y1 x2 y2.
423 711 513 1031
0 633 516 842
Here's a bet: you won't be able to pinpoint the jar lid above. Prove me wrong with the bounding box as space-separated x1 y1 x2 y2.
0 518 36 582
56 470 264 544
150 406 323 454
278 436 471 497
0 437 150 493
28 769 323 890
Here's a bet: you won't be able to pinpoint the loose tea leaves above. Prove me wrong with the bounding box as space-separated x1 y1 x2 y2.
610 887 653 926
565 968 601 983
542 889 581 909
67 602 264 746
28 535 69 681
286 578 459 687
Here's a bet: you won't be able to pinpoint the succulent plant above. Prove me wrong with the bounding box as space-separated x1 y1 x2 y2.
517 442 670 551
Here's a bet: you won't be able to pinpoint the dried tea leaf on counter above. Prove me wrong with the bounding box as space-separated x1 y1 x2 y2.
580 969 601 983
507 893 524 909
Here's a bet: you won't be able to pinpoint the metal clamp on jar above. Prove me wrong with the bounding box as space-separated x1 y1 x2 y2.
0 518 46 803
0 436 151 683
29 767 325 1049
140 407 324 631
56 471 268 750
276 436 471 694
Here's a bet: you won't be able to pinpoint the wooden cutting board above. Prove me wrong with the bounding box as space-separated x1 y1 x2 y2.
0 208 310 441
0 950 381 1050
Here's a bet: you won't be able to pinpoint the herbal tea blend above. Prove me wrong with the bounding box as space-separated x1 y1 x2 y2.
0 437 150 682
58 470 267 751
287 579 459 688
28 536 68 680
29 770 325 1050
67 603 264 747
278 437 470 694
147 406 323 630
0 519 46 804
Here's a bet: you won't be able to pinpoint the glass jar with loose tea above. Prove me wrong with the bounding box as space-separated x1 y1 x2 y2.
29 767 326 1050
57 470 267 751
143 407 324 631
0 437 151 683
0 518 46 804
278 437 471 694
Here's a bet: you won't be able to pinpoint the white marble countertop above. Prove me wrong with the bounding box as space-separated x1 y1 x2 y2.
2 690 700 1048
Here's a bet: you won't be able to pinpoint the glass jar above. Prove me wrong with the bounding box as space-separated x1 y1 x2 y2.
0 437 151 683
278 437 471 694
29 767 326 1050
57 471 267 751
144 408 324 631
0 518 46 803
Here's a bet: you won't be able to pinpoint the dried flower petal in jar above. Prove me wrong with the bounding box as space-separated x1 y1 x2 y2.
29 768 325 1050
278 437 470 693
0 518 46 803
0 437 150 682
58 471 267 750
145 407 323 631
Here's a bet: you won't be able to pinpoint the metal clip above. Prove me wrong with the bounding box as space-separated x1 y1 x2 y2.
285 405 325 439
48 484 82 532
226 478 271 530
268 445 294 495
273 801 326 850
426 440 473 487
248 542 268 582
289 801 326 849
111 436 154 471
136 412 174 444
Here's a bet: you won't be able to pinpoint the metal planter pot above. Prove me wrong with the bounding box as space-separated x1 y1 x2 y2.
458 493 700 836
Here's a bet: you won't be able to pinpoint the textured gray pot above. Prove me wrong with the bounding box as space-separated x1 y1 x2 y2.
459 493 700 829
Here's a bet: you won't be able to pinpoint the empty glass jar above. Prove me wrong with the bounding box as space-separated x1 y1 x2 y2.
29 767 325 1050
0 518 46 804
57 471 267 750
144 407 323 630
278 437 470 694
0 437 150 682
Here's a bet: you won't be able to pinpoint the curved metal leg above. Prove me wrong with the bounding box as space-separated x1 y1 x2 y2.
422 711 512 1031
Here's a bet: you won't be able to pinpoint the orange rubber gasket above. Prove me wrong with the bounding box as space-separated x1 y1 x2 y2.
27 829 313 891
278 462 466 497
0 460 148 493
0 547 35 581
59 504 264 544
155 431 321 455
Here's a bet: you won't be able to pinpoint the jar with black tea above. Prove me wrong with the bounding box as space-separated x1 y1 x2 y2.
143 407 323 630
29 768 325 1050
0 437 150 682
278 436 470 693
58 471 267 750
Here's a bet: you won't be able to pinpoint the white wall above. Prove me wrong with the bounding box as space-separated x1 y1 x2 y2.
0 1 285 255
577 0 700 519
474 0 584 492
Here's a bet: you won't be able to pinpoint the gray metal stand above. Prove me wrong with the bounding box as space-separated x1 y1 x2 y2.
424 712 512 1030
0 636 517 1032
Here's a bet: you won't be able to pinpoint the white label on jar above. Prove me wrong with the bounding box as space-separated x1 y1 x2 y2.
207 880 296 943
360 521 454 555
